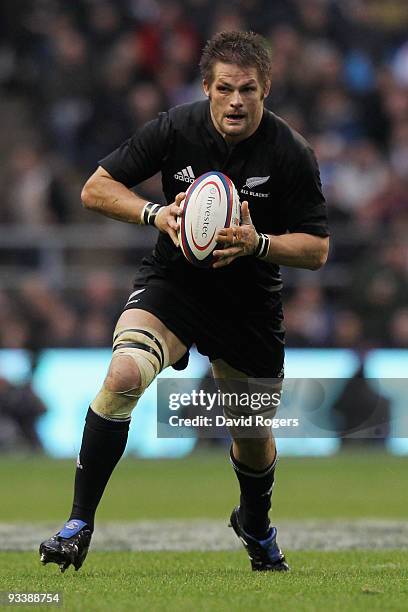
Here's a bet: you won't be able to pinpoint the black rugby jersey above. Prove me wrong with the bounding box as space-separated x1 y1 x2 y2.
99 100 328 316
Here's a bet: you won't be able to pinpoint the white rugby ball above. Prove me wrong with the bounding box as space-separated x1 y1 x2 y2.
178 171 241 267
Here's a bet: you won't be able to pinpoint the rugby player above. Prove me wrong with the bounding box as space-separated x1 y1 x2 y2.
40 31 329 573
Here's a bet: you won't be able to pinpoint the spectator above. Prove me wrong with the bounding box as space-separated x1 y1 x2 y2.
2 144 69 225
0 375 47 453
0 0 406 350
284 285 333 347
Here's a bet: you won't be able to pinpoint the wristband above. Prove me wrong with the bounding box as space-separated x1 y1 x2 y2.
141 202 164 226
254 233 270 259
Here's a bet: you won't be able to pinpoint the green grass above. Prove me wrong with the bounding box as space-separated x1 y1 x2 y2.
0 450 406 522
1 451 407 610
1 551 407 612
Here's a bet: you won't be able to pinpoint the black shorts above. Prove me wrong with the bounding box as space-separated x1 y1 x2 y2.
122 275 285 378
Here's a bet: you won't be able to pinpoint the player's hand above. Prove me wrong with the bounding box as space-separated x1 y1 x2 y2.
154 192 185 247
212 201 259 268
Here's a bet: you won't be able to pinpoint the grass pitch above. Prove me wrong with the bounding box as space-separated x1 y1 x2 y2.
1 550 407 612
1 449 407 522
1 450 407 611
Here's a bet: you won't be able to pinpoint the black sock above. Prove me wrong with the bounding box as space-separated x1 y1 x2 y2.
69 407 130 532
230 446 277 540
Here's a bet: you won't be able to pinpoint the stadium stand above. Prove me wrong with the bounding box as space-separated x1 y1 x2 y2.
0 0 407 350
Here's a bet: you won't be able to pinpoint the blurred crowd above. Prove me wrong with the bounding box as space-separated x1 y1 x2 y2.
0 0 407 350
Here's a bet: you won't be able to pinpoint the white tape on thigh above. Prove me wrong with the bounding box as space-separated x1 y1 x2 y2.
112 325 169 389
91 326 170 420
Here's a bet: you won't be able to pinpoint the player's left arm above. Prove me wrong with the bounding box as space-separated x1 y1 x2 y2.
259 231 329 270
214 135 329 269
213 201 329 270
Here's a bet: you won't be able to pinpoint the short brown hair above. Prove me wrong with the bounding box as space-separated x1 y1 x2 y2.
199 31 272 87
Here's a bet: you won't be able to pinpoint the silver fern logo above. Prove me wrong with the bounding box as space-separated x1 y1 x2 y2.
244 176 270 189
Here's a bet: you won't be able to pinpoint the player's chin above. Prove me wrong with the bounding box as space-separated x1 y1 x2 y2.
223 118 247 132
224 123 246 134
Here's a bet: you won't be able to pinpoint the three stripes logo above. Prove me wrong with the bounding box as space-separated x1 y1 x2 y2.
174 165 195 183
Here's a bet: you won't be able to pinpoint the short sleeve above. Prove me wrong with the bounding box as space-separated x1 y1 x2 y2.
281 136 329 237
98 112 171 188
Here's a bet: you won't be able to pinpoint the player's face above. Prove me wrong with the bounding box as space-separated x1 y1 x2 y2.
203 62 270 144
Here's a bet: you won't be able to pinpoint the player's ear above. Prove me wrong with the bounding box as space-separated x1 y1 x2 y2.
262 79 271 100
202 79 210 97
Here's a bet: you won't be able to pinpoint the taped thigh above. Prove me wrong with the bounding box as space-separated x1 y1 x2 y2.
92 326 169 420
112 325 169 390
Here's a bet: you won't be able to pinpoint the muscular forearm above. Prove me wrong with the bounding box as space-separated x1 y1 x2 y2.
81 167 147 224
264 233 329 270
213 201 329 271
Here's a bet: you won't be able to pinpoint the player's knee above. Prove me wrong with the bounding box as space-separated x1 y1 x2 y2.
91 325 170 421
91 357 142 421
104 355 142 395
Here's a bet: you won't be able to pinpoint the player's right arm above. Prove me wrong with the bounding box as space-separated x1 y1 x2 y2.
81 168 183 246
81 169 184 246
80 113 183 246
81 166 150 224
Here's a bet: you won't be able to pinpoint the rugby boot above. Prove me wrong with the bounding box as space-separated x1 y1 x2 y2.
229 506 290 572
39 520 92 573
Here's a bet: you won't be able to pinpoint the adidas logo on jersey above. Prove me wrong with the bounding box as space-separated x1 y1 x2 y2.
174 165 195 183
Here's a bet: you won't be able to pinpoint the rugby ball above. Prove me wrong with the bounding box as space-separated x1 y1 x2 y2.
178 171 241 267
